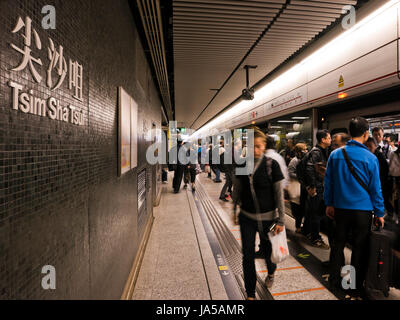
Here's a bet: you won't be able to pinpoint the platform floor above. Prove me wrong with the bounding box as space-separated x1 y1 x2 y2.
132 171 400 300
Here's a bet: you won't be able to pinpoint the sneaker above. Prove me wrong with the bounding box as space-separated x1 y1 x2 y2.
321 261 330 268
192 184 196 191
303 233 312 241
246 296 255 301
311 239 330 250
265 274 275 288
214 180 222 183
183 184 187 189
219 197 229 202
225 194 231 200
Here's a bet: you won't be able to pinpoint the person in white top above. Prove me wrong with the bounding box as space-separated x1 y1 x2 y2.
373 127 391 161
389 148 400 223
386 134 398 153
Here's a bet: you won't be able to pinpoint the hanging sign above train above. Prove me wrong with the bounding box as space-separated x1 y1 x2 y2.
264 86 308 117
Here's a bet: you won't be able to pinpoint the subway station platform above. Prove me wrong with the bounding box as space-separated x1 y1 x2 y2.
132 171 400 301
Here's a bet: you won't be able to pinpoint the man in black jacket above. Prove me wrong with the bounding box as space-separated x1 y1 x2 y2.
303 130 331 249
365 137 391 214
171 139 185 193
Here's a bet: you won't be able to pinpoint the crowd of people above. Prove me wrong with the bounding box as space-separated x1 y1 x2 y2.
165 117 400 300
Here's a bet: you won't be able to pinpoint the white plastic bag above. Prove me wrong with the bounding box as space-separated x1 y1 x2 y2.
268 227 289 264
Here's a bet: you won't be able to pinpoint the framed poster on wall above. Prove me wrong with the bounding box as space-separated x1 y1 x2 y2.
131 97 138 169
119 87 131 176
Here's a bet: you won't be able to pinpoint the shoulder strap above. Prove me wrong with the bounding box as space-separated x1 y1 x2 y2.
341 147 369 192
265 156 273 184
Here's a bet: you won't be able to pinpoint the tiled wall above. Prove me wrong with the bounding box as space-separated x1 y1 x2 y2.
0 0 161 299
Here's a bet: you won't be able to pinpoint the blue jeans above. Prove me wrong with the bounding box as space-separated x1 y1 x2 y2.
211 165 221 181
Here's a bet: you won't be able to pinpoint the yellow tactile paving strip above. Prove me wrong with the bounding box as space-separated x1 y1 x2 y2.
197 172 337 300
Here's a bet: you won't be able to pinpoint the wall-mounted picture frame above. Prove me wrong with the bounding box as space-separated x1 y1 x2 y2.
131 97 138 169
118 87 131 176
118 86 138 176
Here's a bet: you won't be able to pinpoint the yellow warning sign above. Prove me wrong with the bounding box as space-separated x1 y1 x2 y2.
338 75 344 88
219 266 228 271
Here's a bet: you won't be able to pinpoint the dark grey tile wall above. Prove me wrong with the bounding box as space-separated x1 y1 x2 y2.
0 0 161 299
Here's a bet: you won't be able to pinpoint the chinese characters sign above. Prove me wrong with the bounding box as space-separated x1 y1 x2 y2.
8 16 84 125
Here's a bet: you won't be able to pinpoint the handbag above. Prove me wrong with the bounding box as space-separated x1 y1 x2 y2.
287 179 301 204
195 164 201 175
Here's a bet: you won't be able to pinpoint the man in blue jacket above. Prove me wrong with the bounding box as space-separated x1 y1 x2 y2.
324 117 385 299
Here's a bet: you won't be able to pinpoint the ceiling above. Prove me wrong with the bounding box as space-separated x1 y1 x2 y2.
172 0 359 130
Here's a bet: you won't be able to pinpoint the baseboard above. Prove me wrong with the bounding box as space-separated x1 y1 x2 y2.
121 214 154 300
154 184 162 207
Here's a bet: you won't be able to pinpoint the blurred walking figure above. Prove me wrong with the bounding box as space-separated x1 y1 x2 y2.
232 129 285 300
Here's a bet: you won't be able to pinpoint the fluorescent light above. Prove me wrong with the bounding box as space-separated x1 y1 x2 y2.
189 0 400 140
292 117 309 120
277 120 298 123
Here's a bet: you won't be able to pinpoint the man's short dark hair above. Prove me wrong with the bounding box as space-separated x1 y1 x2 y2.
316 129 330 143
266 135 275 149
366 137 376 146
388 134 396 142
332 132 351 144
372 126 384 134
349 117 369 138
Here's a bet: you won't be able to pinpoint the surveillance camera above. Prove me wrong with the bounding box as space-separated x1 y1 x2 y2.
242 88 254 100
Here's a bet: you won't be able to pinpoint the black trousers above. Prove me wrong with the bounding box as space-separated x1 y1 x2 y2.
184 166 196 184
172 164 185 192
239 213 276 298
303 192 326 241
330 209 372 290
219 171 233 199
290 186 307 229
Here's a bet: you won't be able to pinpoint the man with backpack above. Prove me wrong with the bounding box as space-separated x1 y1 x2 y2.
324 117 385 300
298 130 331 249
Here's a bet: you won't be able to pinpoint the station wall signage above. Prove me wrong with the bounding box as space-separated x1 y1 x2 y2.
7 16 85 126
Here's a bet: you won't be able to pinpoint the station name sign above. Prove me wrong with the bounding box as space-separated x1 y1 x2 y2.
7 16 85 126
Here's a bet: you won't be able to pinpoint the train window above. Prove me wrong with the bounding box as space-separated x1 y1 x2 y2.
266 110 313 156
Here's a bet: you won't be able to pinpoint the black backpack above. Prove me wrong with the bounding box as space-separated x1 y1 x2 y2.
296 147 317 186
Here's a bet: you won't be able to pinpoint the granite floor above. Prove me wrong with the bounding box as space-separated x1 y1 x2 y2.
132 169 400 300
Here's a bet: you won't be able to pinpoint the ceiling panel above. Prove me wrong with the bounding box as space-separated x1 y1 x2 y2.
173 0 359 129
